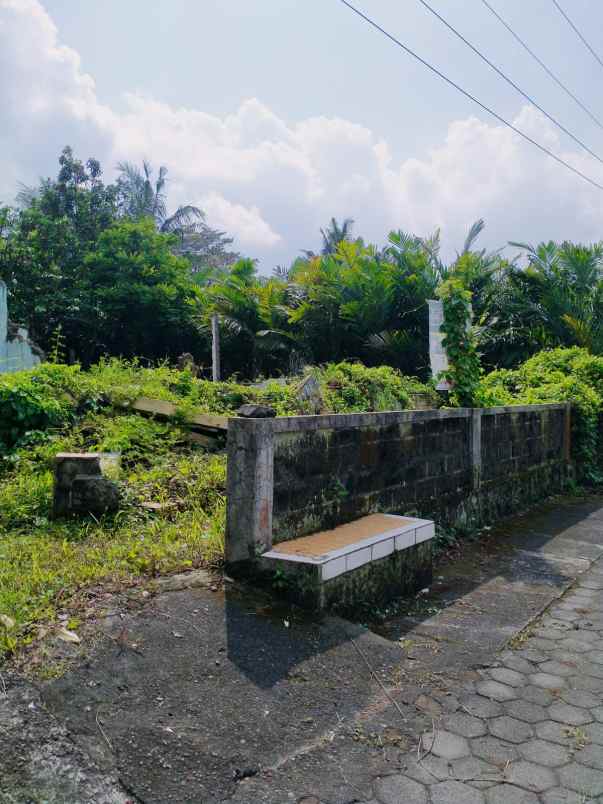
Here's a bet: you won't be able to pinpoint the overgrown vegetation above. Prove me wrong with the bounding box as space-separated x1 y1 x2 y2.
0 359 434 658
479 347 603 482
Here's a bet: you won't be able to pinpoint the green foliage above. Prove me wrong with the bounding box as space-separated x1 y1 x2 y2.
479 347 603 482
0 404 226 659
437 275 481 407
320 362 416 413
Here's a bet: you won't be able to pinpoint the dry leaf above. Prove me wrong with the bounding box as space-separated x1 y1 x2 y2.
57 627 81 644
0 614 15 630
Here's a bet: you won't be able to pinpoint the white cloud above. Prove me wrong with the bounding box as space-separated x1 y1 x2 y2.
3 0 603 269
200 192 281 249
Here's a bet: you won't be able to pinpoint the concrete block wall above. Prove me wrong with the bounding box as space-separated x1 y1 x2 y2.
225 403 571 568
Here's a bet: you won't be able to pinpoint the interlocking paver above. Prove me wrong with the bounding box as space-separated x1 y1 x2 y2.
471 736 519 765
504 700 548 724
535 720 579 746
520 685 555 706
369 538 603 804
475 680 518 702
558 763 603 796
559 689 600 708
584 722 603 744
485 784 540 803
430 780 485 804
489 716 533 744
450 757 502 786
504 760 558 792
542 788 594 804
373 774 428 804
549 701 594 726
577 742 603 770
460 695 502 719
443 713 487 738
501 655 536 675
539 660 577 677
488 668 526 688
516 649 548 664
518 739 572 767
420 729 470 760
530 672 567 689
568 674 603 692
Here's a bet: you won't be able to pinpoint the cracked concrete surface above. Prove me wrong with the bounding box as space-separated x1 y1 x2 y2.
1 494 602 803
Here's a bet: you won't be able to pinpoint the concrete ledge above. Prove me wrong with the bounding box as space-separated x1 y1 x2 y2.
262 514 434 583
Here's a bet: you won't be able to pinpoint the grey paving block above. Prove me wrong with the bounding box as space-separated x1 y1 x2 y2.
539 661 578 677
542 787 595 804
530 672 567 689
549 702 594 726
489 716 533 744
460 695 503 719
518 739 572 768
430 780 485 804
471 736 519 765
443 713 488 738
374 774 428 804
504 700 548 724
576 743 603 771
489 668 527 688
535 721 576 746
559 689 600 709
485 784 540 803
521 685 555 706
504 760 558 792
558 763 603 796
421 729 470 760
475 681 519 702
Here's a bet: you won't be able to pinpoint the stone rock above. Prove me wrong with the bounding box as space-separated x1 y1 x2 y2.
53 452 121 517
236 404 276 418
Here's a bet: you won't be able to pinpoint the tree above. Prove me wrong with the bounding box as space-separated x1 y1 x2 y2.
0 147 119 353
481 240 603 366
205 259 298 378
116 161 239 270
80 219 206 363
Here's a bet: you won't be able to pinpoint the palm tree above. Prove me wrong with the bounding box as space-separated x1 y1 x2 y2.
320 217 355 254
116 161 239 269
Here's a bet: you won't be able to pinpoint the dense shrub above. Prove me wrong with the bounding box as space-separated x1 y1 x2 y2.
479 347 603 482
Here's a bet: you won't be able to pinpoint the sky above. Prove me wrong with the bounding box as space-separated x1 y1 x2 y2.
2 0 603 269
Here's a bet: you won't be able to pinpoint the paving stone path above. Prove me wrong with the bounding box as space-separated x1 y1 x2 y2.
365 558 603 804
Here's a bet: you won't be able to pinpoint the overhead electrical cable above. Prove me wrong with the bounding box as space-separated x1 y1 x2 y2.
336 0 603 192
481 0 603 132
416 0 603 166
551 0 603 73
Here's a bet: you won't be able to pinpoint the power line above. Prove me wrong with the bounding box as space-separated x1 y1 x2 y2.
336 0 603 192
551 0 603 72
481 0 603 132
417 0 603 166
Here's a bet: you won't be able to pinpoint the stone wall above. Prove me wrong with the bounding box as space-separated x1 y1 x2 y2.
225 403 571 567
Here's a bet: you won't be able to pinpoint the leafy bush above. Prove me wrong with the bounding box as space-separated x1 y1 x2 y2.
479 347 603 482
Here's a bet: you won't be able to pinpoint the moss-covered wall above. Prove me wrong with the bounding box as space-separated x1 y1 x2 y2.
268 406 569 544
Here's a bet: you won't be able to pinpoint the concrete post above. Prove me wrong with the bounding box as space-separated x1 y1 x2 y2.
211 314 220 382
470 408 482 490
225 418 274 568
563 402 572 463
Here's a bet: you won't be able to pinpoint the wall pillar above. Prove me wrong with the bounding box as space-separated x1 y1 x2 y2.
470 408 482 490
225 418 274 567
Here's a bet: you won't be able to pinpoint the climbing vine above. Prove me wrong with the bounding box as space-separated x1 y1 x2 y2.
436 276 480 408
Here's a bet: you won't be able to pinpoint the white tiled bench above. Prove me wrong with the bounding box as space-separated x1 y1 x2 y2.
261 513 435 587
